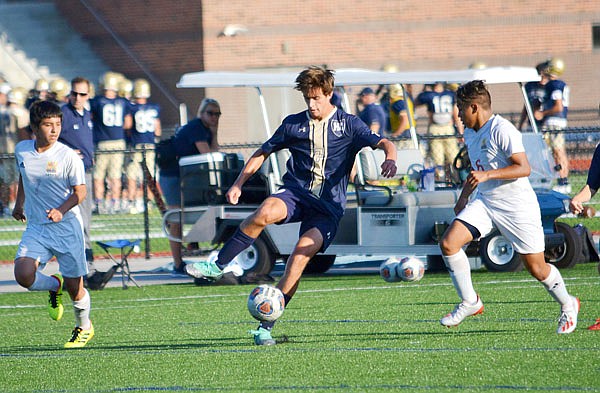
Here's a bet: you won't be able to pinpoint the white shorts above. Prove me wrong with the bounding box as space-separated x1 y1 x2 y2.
15 218 88 278
456 194 545 254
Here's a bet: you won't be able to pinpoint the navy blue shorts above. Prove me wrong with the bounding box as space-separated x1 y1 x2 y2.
271 188 339 252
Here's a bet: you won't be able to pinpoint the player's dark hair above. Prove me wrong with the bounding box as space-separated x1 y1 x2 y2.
295 66 335 95
29 100 62 128
456 80 491 109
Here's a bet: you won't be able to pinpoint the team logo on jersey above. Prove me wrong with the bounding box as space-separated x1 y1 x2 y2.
299 126 307 133
330 120 346 138
46 161 58 175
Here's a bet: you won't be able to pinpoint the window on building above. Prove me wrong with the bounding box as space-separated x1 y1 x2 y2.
593 25 600 49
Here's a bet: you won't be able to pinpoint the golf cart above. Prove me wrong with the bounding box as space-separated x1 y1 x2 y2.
163 66 577 275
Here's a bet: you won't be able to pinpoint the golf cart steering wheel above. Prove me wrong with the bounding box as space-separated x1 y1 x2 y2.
451 146 471 186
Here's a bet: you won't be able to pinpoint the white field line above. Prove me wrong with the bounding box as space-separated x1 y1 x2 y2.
0 276 596 312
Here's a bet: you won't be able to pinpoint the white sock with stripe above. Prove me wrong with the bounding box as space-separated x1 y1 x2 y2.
73 289 92 330
541 264 573 311
443 249 478 305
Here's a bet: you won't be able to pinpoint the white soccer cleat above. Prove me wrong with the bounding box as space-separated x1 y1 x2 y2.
557 296 580 334
440 296 484 327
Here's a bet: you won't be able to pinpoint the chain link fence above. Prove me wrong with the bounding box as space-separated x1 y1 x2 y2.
1 112 598 262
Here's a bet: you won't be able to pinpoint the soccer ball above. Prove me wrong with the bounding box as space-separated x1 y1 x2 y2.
398 256 425 282
247 284 285 322
379 256 402 282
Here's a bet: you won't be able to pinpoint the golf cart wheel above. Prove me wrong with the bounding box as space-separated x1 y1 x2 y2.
545 222 581 269
480 230 523 272
236 236 276 275
304 255 336 274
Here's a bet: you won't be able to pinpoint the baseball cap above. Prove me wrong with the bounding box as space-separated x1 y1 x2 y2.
359 87 374 96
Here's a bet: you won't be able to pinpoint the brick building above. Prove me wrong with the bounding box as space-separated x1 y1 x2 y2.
55 0 600 143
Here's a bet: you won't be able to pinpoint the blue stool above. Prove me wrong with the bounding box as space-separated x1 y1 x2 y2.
96 239 142 289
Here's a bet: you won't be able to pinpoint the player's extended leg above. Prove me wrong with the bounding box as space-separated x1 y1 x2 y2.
253 228 323 346
14 257 64 321
439 220 484 327
63 276 94 348
185 197 288 280
520 253 579 334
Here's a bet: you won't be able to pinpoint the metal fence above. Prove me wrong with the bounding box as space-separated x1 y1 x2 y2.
1 121 599 262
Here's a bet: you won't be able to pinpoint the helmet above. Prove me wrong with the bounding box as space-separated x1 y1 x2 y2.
50 78 69 100
8 87 27 106
468 61 487 70
446 83 460 92
99 71 121 91
118 78 133 98
382 63 399 73
34 78 49 92
388 83 404 98
88 82 96 99
544 57 565 77
133 78 151 98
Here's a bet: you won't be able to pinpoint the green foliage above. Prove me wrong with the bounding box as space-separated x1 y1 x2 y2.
0 264 598 392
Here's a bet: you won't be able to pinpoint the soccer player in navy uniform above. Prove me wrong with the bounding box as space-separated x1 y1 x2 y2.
13 100 94 348
124 79 161 213
90 72 132 213
185 66 398 345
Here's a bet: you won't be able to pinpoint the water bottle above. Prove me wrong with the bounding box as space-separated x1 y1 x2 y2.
420 167 435 192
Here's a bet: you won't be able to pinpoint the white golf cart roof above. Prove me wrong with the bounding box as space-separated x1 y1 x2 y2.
177 66 540 88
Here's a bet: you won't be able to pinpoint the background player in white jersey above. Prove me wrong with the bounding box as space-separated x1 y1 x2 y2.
12 100 94 348
438 80 579 334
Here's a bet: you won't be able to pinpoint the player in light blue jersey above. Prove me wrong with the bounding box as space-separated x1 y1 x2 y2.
186 66 398 345
12 100 94 348
439 80 579 334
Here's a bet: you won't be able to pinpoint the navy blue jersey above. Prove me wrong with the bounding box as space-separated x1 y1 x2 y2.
59 103 94 171
173 117 212 157
261 108 382 219
358 103 386 133
587 143 600 191
543 79 569 119
416 90 456 124
90 95 131 143
524 81 546 127
129 101 161 145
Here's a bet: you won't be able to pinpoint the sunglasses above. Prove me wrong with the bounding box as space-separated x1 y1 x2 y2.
71 91 89 97
205 110 222 117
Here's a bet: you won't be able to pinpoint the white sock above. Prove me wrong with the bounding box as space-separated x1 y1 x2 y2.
541 264 573 310
28 272 60 292
443 249 478 305
73 289 91 330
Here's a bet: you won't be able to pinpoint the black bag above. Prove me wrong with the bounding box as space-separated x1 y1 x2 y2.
573 224 600 263
155 137 178 168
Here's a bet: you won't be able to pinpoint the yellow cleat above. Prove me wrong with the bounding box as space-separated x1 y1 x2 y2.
64 323 94 348
48 274 64 321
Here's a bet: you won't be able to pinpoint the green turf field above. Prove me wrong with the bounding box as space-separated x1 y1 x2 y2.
0 263 598 392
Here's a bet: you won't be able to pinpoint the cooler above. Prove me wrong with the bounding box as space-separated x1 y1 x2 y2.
179 152 244 206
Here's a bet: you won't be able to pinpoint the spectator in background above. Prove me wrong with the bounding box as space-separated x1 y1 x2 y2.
388 83 416 149
0 83 13 216
517 61 549 132
534 58 571 194
59 77 112 289
125 79 162 214
158 98 221 276
25 78 50 109
357 87 386 135
416 82 464 179
90 71 132 214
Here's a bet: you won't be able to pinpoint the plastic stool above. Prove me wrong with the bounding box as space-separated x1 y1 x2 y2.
96 239 142 289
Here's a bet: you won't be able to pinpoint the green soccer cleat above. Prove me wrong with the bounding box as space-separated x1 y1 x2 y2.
250 327 276 346
64 323 94 348
48 273 64 321
184 254 223 280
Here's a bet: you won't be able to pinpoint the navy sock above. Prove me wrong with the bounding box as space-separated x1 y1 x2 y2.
216 228 255 269
258 293 292 331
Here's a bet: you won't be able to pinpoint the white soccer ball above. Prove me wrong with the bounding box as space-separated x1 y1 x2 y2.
247 284 285 322
398 256 425 282
379 256 402 282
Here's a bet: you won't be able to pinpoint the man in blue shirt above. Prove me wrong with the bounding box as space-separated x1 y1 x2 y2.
185 66 398 345
357 87 386 135
60 77 110 288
